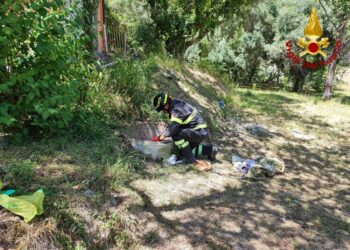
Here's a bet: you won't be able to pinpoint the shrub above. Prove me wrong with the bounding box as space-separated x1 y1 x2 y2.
100 58 157 119
0 0 91 134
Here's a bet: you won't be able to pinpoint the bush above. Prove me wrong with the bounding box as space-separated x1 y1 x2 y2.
304 68 327 93
0 0 91 134
97 58 157 120
134 23 165 54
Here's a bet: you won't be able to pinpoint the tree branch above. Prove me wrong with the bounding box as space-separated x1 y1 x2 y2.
319 0 338 31
345 38 350 48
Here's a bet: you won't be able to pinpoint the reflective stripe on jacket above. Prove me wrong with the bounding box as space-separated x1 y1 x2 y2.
163 99 207 137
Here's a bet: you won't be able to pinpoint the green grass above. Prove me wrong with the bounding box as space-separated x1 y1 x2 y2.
1 53 349 249
0 130 143 249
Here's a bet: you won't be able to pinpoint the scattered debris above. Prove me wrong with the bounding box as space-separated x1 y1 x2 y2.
232 155 285 180
219 100 225 109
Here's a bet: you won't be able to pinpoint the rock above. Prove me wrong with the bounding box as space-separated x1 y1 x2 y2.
245 124 273 138
83 189 94 197
110 194 127 207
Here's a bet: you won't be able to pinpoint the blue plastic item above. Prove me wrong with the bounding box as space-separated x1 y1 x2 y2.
0 189 16 195
219 100 225 109
246 160 255 170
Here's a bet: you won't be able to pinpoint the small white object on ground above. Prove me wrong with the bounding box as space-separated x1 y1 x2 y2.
167 155 177 165
291 128 315 140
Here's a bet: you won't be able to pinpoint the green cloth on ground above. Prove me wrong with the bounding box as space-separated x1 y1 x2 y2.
0 187 44 223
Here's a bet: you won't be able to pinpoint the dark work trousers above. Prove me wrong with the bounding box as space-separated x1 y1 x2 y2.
172 128 212 159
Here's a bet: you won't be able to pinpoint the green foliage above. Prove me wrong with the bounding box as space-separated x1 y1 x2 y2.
7 160 35 187
107 0 258 57
108 59 152 106
82 56 159 126
341 96 350 105
191 0 338 92
0 0 91 133
108 152 143 190
134 22 165 53
304 67 328 92
81 0 99 53
322 0 350 21
146 0 257 57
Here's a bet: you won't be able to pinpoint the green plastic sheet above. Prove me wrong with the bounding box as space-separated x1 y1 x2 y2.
0 187 44 223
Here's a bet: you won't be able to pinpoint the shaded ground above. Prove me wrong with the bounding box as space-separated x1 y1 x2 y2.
0 66 349 249
115 68 350 249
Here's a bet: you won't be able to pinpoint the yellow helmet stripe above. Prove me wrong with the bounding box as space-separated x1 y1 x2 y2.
156 96 161 108
164 94 168 104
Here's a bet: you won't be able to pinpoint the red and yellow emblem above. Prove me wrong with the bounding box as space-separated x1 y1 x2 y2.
297 8 329 57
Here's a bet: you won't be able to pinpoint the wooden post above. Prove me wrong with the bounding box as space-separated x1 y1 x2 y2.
97 0 106 53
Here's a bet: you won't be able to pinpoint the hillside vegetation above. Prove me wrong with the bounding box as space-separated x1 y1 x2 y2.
1 56 349 249
1 0 350 249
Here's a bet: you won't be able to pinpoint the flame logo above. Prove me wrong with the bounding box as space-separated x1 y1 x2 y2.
297 8 329 57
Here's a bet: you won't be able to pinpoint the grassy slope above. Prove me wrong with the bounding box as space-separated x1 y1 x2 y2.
118 65 350 249
0 59 349 249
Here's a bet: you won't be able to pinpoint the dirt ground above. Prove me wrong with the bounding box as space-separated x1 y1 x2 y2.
0 67 349 250
114 70 350 250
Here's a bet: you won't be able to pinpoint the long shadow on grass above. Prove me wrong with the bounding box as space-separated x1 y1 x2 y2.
276 142 350 214
127 179 349 249
123 109 349 249
0 134 159 249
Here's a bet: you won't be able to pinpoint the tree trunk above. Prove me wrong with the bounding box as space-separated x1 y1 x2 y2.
322 20 347 100
292 79 300 92
290 65 304 92
97 0 106 54
322 60 337 100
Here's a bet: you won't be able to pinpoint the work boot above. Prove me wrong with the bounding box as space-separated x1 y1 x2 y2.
176 144 196 165
175 155 196 165
208 146 218 161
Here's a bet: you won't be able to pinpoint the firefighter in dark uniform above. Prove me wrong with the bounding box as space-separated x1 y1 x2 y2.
152 93 217 164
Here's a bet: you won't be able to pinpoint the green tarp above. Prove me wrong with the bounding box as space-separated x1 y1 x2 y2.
0 181 44 222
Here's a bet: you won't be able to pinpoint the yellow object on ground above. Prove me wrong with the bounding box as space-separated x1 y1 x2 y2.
0 189 44 222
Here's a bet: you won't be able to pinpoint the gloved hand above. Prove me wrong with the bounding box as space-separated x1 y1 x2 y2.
152 136 160 142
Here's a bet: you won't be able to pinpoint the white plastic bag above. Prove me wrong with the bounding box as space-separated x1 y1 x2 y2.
167 155 177 165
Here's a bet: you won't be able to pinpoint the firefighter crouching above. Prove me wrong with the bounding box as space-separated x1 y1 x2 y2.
152 93 218 165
